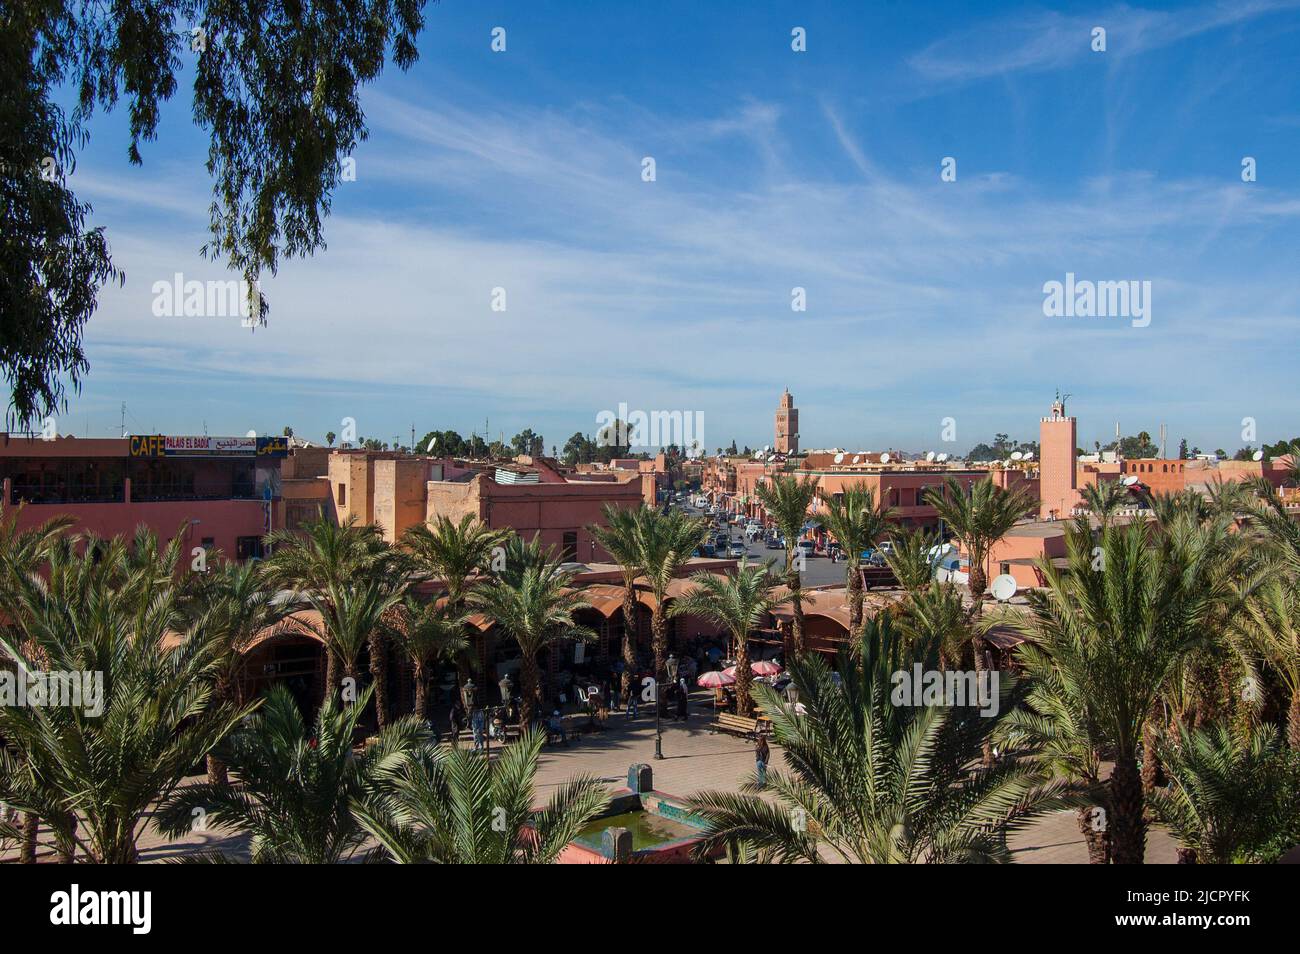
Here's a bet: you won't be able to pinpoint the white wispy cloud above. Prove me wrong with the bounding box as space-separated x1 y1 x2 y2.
67 75 1300 449
908 0 1300 85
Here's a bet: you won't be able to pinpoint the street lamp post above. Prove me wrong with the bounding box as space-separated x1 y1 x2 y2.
653 676 664 760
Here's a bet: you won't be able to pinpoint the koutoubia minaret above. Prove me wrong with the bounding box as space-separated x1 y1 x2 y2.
775 389 799 455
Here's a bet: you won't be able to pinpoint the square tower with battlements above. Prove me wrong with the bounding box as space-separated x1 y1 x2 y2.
775 389 799 455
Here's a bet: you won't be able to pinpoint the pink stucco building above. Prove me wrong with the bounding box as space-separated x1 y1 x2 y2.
0 433 285 559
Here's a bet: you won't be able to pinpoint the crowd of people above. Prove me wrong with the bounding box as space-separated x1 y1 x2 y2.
437 635 775 749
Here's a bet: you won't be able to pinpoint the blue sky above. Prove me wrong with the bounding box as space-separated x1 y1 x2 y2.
58 0 1300 455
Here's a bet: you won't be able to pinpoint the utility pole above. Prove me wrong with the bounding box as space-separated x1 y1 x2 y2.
120 402 127 438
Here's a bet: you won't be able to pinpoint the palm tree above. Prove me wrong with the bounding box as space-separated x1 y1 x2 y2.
0 533 252 863
896 580 970 671
998 634 1112 863
353 730 610 863
815 484 894 633
587 504 648 702
1244 479 1300 576
471 535 594 727
884 525 940 595
295 576 408 726
1011 516 1243 864
264 515 395 594
393 596 472 724
925 476 1035 613
1235 580 1300 749
688 613 1079 863
634 509 710 692
0 504 74 862
156 684 427 863
1080 479 1130 527
1148 721 1300 864
191 559 290 786
264 516 407 720
670 561 791 717
753 474 819 654
402 514 506 610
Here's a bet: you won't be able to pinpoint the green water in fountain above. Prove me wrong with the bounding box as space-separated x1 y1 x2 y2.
576 810 700 851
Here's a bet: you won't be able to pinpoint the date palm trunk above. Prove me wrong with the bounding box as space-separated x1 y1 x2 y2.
369 629 389 730
1077 806 1111 864
652 605 670 716
785 551 805 656
1288 691 1300 751
323 650 339 709
734 628 754 717
846 558 864 634
621 585 638 699
1108 756 1147 864
207 673 234 786
519 650 540 728
1141 700 1161 795
413 661 429 723
966 558 995 764
19 812 37 863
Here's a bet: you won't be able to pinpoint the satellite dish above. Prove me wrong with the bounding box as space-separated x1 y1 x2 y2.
1010 451 1023 461
990 575 1017 602
936 453 949 462
426 435 438 453
1121 475 1139 487
879 452 891 464
1253 450 1264 462
833 452 845 464
1022 450 1034 461
763 445 770 452
245 430 257 438
925 451 936 462
851 454 861 464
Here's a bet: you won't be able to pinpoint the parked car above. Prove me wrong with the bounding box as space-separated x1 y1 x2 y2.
727 541 746 559
796 540 816 559
699 543 716 558
935 555 968 585
765 534 784 549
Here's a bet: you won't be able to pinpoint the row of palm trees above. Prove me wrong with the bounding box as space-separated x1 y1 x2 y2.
5 461 1300 863
0 499 762 862
688 470 1300 863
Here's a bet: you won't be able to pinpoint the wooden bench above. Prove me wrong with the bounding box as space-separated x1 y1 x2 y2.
711 712 765 739
860 565 898 591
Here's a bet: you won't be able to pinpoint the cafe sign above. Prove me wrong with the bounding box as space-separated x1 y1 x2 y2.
129 435 288 458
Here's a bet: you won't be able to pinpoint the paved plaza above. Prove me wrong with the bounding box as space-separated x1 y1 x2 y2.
85 700 1175 864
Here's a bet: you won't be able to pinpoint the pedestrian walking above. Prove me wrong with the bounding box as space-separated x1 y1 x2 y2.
471 707 486 753
755 730 770 789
